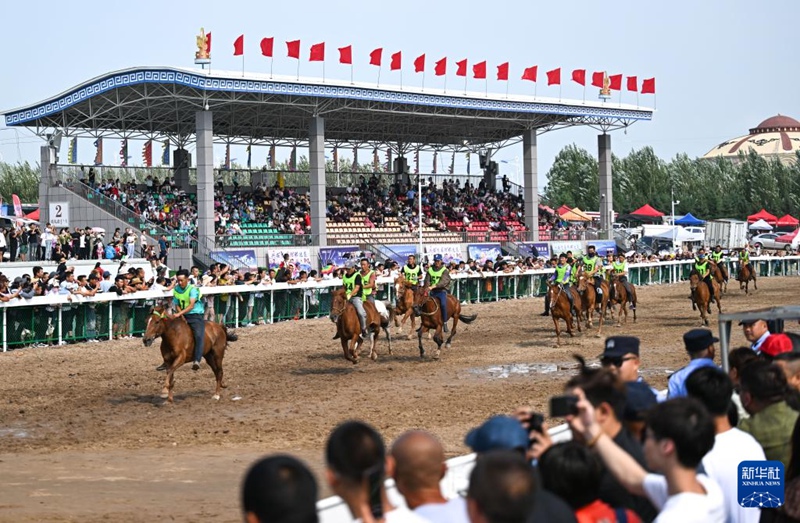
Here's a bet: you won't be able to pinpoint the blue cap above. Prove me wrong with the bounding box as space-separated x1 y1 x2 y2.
433 253 443 262
624 381 658 421
465 416 529 452
602 336 640 359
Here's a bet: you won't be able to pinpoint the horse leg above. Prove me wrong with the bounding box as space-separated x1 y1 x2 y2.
552 315 562 346
753 275 758 291
162 354 186 400
205 348 224 400
417 324 426 358
596 299 605 337
445 315 458 349
631 292 637 323
369 328 378 362
349 335 360 364
383 323 393 356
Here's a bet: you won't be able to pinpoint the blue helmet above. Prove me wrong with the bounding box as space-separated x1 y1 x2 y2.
433 254 443 262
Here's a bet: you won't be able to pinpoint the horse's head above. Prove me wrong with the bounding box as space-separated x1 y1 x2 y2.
329 288 347 323
575 268 588 292
547 283 560 302
394 274 407 297
143 305 168 347
412 285 430 316
689 271 700 291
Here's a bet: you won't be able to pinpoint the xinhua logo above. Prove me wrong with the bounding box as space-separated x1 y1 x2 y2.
738 461 784 508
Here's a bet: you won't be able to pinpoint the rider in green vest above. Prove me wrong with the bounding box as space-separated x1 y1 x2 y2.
402 254 422 288
583 245 605 297
170 268 206 371
611 254 636 310
548 253 577 316
710 245 728 283
342 260 367 338
359 258 377 304
693 251 716 307
427 254 452 332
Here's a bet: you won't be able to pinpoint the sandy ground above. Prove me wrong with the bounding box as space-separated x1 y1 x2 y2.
0 277 797 522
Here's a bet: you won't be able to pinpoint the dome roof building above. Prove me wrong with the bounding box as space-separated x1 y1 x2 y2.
703 114 800 164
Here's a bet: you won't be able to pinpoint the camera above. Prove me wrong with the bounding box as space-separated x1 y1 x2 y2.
549 395 579 418
526 412 544 435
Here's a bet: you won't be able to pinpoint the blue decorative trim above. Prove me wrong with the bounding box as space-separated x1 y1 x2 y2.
3 68 653 126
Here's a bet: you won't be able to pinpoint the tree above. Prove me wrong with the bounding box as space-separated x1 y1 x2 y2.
613 147 671 213
0 162 39 203
543 145 599 210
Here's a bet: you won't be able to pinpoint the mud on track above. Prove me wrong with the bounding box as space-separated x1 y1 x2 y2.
0 277 796 522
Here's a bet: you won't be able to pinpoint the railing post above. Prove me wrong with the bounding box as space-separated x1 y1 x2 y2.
2 307 6 352
270 289 274 324
58 307 63 346
234 298 239 328
495 274 499 301
303 288 308 320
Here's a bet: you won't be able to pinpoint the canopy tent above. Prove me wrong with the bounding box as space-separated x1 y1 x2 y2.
561 207 591 222
631 204 664 217
749 219 773 231
777 214 799 227
776 229 799 243
24 209 39 221
747 209 778 224
556 205 573 216
674 213 705 226
652 226 697 242
538 204 555 215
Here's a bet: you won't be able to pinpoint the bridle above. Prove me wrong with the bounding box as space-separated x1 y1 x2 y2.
414 288 440 316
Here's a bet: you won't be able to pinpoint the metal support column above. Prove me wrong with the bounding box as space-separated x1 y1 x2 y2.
39 145 55 228
522 129 539 241
309 116 327 246
598 134 613 240
196 111 215 246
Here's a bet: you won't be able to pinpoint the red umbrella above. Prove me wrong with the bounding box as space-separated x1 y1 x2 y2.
776 214 799 227
747 209 778 224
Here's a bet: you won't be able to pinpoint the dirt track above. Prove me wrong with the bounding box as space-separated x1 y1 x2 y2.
0 277 797 522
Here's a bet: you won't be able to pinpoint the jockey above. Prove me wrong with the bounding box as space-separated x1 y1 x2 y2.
402 254 422 289
604 251 615 282
738 245 751 267
549 253 576 316
612 254 636 310
427 254 452 332
359 258 377 304
342 260 367 339
710 244 728 283
171 268 205 371
694 251 715 304
583 245 604 296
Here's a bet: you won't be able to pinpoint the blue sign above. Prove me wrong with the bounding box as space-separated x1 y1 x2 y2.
589 240 617 255
520 242 550 259
210 249 258 271
468 243 502 265
738 460 784 508
318 246 360 268
384 244 419 264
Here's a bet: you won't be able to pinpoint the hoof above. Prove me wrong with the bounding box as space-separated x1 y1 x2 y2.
212 394 220 401
160 392 169 399
433 349 441 360
405 334 413 340
445 342 451 349
370 352 378 361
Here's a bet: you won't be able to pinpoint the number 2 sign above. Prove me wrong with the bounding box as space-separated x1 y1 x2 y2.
49 202 69 226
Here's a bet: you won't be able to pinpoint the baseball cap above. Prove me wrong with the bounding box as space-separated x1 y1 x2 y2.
102 271 111 278
465 415 529 453
683 329 719 353
623 381 658 422
760 334 793 358
601 336 640 359
738 318 763 326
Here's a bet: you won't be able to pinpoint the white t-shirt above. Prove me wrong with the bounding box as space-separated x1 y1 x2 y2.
643 473 725 523
702 428 766 523
414 497 469 523
355 506 430 523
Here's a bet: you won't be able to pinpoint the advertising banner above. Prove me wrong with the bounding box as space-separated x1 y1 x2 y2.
550 241 584 257
425 244 463 264
210 249 258 271
318 246 360 269
384 244 419 264
519 242 550 259
467 243 502 265
588 240 617 255
267 248 313 275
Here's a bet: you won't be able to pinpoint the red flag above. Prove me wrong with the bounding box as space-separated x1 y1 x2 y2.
369 48 383 66
591 72 604 88
233 34 244 56
571 69 586 86
434 57 446 76
546 68 561 85
456 59 467 77
473 61 487 79
390 51 402 71
641 77 656 94
338 45 352 64
286 40 300 59
414 54 425 73
521 66 538 82
626 76 638 92
496 62 509 81
309 42 325 61
260 37 274 57
609 74 622 91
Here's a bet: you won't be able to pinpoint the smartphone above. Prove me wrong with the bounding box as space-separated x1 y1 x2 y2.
526 413 545 434
549 395 579 418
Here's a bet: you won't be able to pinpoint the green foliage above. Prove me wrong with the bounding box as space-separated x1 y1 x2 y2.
0 161 39 202
542 145 599 210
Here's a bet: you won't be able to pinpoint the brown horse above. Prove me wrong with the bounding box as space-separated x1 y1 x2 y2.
737 263 757 295
142 305 237 403
547 283 583 346
576 267 609 335
412 286 477 360
709 261 728 294
329 289 393 364
609 276 638 326
393 274 418 338
689 272 722 326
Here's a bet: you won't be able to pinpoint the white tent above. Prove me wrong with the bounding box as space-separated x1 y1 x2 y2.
652 226 697 242
749 219 773 231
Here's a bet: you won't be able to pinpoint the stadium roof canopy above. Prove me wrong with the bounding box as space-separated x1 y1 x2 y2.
2 66 654 152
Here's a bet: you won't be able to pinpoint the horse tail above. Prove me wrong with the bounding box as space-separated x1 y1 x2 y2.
224 325 238 342
460 313 478 324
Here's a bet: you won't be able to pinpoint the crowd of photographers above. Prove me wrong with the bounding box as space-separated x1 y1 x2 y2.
239 325 800 523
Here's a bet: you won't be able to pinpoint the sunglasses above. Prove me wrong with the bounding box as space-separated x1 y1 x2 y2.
601 355 638 367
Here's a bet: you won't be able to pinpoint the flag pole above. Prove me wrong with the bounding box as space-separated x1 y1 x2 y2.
400 69 403 90
422 70 425 92
296 60 300 81
582 84 586 103
444 74 447 94
463 75 467 95
323 60 326 83
270 57 274 79
505 81 509 99
350 64 353 85
241 54 245 77
485 78 488 98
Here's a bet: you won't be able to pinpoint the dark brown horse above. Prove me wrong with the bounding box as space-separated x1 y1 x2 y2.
393 274 418 339
329 289 393 364
737 263 757 295
412 286 477 360
689 272 721 326
547 283 583 346
142 305 237 403
710 261 728 294
576 267 609 336
609 276 638 326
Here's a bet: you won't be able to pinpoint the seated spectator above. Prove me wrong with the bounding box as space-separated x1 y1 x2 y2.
390 430 469 523
738 360 799 468
539 441 642 523
685 366 765 523
569 394 725 522
241 454 318 523
466 450 538 523
668 329 719 399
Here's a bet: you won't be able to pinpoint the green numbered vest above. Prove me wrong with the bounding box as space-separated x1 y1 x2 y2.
361 270 375 297
584 255 598 272
428 266 446 287
173 284 198 310
555 264 570 284
711 251 723 262
612 261 626 274
342 272 359 298
403 264 421 285
695 261 709 276
739 251 750 262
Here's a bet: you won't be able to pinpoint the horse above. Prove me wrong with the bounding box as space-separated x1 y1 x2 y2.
710 261 728 294
576 268 609 336
689 271 722 326
737 263 757 295
609 276 638 326
412 286 477 360
547 283 583 346
393 274 418 339
142 305 237 403
329 289 393 364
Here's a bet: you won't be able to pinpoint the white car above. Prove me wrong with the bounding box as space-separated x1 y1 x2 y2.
751 233 792 251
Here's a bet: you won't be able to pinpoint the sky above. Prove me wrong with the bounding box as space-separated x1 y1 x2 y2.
0 0 798 188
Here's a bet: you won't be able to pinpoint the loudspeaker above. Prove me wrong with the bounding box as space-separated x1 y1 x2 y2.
174 148 192 169
48 131 63 152
393 157 408 174
479 154 487 169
